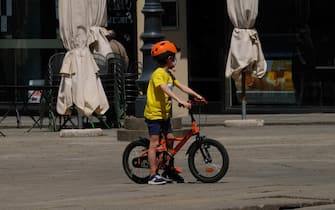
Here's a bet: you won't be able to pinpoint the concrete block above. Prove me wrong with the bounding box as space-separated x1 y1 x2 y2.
59 128 104 137
123 117 146 130
223 119 264 127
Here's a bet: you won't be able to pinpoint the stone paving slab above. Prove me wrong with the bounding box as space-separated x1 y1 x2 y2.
0 123 335 209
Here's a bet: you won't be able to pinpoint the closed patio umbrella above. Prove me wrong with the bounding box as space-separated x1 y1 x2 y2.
57 0 110 120
225 0 266 119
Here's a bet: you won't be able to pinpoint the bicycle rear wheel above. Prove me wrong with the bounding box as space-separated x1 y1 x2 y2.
122 138 150 184
188 138 229 183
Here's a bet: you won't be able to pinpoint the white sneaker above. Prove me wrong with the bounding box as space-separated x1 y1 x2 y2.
148 174 167 185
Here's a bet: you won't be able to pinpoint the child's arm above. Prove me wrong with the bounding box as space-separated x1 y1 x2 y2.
175 82 203 100
160 84 192 109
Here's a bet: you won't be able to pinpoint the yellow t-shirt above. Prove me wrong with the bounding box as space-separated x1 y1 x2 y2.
144 67 179 120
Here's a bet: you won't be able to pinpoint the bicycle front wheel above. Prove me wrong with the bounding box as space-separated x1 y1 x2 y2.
188 138 229 183
122 138 150 184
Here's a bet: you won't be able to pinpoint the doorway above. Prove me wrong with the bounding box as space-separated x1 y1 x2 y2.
186 0 231 113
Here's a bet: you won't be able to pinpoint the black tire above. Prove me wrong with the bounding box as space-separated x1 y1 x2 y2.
122 138 150 184
188 138 229 183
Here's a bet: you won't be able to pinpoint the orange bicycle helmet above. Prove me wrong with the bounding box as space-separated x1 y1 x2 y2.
151 40 178 57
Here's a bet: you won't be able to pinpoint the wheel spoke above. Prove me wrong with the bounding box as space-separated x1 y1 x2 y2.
188 139 229 183
123 139 150 184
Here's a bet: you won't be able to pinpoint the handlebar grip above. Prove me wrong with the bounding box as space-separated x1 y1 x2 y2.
178 103 184 108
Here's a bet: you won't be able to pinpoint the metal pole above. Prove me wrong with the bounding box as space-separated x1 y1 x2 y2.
135 0 164 117
241 69 246 120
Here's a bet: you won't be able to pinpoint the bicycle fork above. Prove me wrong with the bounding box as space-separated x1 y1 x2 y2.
188 136 214 172
199 140 213 164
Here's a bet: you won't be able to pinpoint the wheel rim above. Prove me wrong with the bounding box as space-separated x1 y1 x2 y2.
192 143 225 179
125 145 149 181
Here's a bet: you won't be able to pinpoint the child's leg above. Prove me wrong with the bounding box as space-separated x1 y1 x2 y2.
148 134 160 176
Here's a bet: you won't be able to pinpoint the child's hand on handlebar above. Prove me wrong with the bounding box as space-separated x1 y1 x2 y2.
178 100 192 109
178 96 207 108
194 96 208 104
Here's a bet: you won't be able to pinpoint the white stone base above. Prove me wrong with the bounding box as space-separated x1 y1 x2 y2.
223 119 264 127
59 128 104 137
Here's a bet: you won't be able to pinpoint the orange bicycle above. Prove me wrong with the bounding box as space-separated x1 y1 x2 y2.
122 99 229 183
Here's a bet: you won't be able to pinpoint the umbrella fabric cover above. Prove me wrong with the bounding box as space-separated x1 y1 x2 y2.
89 26 113 57
225 0 266 80
58 0 107 50
57 46 109 116
57 0 109 117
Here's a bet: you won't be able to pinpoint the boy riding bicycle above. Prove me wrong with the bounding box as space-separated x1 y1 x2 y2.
144 40 205 185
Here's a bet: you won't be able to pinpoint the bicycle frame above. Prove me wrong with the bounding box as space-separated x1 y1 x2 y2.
141 108 202 160
167 112 200 156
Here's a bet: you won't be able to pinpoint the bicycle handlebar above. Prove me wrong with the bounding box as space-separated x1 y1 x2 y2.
178 98 208 123
193 97 208 104
178 97 208 108
178 98 207 123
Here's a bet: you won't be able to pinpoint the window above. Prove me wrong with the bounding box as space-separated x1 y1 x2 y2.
161 0 178 30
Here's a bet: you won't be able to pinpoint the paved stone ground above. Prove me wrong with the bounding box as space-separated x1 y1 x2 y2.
1 115 335 210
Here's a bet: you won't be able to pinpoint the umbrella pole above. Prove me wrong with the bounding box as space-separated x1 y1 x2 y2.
77 110 83 129
241 69 247 120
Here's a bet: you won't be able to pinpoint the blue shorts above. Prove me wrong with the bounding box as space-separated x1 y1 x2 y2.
145 118 173 136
